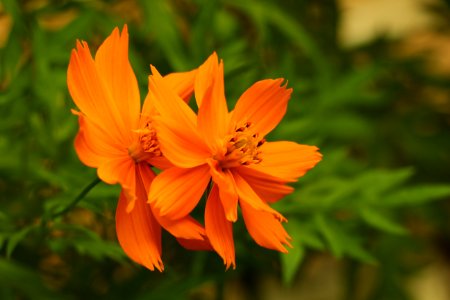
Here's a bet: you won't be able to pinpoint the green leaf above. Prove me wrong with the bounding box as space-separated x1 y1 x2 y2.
382 185 450 207
0 235 6 250
286 220 325 251
358 168 414 197
313 215 377 264
297 229 325 251
139 0 190 70
280 243 305 285
73 239 125 262
341 236 377 265
314 214 343 257
48 224 125 263
226 0 329 80
317 112 373 141
282 177 351 213
321 65 381 108
360 208 408 235
6 225 38 258
280 220 324 285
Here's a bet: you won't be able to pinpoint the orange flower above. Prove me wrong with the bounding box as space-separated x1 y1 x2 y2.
67 26 210 271
148 53 322 268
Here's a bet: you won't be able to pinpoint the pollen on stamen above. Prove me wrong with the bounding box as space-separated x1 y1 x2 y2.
217 121 265 169
128 120 162 163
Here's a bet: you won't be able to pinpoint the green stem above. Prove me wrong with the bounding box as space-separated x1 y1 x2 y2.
50 177 101 219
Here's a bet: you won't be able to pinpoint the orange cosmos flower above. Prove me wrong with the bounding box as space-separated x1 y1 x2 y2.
147 53 322 269
67 26 210 271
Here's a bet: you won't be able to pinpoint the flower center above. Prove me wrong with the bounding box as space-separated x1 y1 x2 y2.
217 121 265 169
128 118 161 163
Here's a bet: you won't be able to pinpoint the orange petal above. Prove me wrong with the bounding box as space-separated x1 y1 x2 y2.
153 117 211 168
140 92 157 125
140 68 197 132
231 79 292 137
152 116 210 168
97 155 134 184
207 159 238 222
94 25 141 135
74 117 106 168
75 129 102 168
148 66 210 168
97 155 137 211
195 52 219 108
162 69 198 102
233 171 286 222
139 84 204 170
205 185 236 269
250 141 322 182
154 213 206 241
197 58 229 152
73 110 125 168
116 189 163 271
148 66 198 131
139 163 211 248
240 198 292 253
177 237 213 251
67 27 139 146
148 155 174 170
149 165 211 220
235 166 294 203
68 41 116 132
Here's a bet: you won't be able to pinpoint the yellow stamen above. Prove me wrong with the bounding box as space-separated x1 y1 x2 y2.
217 122 264 169
128 118 161 163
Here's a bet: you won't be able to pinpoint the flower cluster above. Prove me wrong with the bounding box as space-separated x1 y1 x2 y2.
67 26 322 271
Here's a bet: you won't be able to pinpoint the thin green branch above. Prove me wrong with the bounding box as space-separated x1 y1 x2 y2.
50 177 101 219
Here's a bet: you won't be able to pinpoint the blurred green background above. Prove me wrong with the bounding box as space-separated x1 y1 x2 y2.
1 0 450 299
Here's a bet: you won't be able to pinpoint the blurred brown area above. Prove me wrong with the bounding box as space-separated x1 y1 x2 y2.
0 12 12 48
